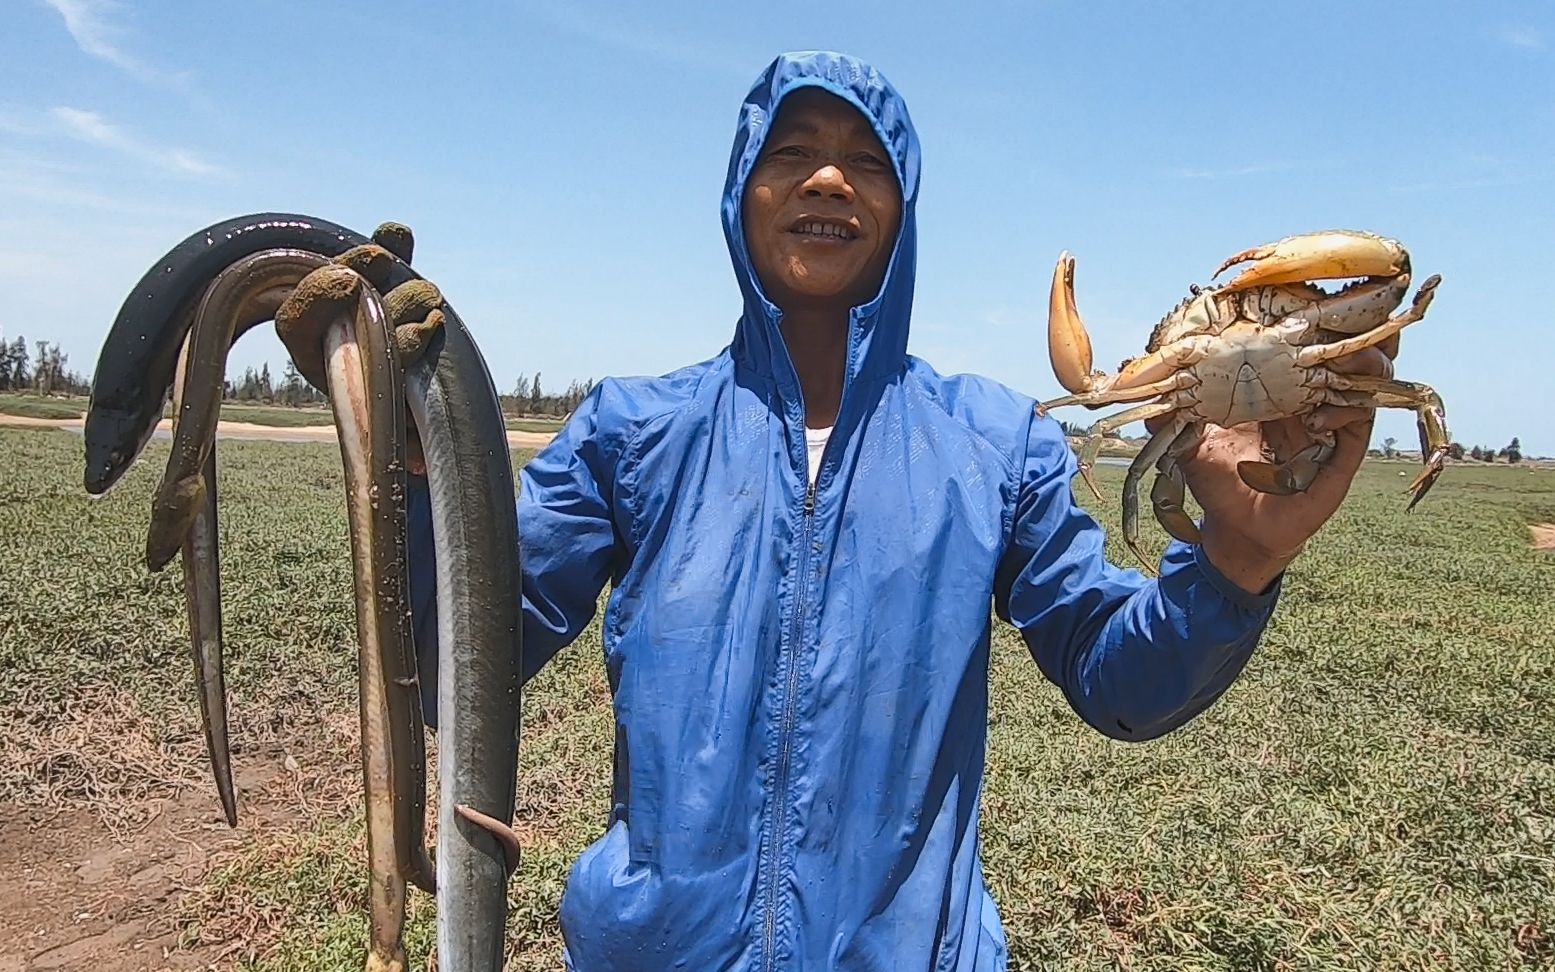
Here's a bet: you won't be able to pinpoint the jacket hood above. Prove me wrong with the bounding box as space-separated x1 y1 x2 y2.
721 51 922 402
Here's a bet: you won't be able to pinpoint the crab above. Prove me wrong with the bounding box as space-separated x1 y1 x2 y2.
1036 229 1449 567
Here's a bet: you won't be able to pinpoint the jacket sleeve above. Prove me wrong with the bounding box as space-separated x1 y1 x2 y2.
992 415 1281 741
407 385 626 727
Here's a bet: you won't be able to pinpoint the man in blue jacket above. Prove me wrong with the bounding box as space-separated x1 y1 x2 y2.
408 50 1397 970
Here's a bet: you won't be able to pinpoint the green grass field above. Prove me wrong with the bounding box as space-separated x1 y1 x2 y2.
0 392 91 420
1 427 1551 970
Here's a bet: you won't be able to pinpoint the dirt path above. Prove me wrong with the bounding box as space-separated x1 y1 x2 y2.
0 747 313 972
0 413 558 449
1531 523 1555 552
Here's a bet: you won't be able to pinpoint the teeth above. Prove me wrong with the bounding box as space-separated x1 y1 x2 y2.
795 221 851 239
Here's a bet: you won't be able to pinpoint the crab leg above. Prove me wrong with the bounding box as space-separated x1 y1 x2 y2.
1213 230 1410 292
1150 423 1204 545
1324 375 1450 508
1036 370 1198 414
1295 275 1440 367
1066 399 1182 500
1047 251 1216 399
1283 276 1412 337
1047 252 1097 394
1121 414 1191 570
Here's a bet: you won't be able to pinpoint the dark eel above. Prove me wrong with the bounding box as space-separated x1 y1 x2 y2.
84 215 381 495
402 299 523 969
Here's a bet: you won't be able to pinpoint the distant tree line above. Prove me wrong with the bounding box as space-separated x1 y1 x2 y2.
219 363 599 420
0 332 600 424
498 372 596 419
0 337 91 396
223 361 330 406
1465 437 1522 463
1376 437 1525 463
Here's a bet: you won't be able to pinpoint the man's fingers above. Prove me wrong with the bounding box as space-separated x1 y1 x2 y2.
1322 411 1372 479
1324 346 1394 379
1306 404 1376 434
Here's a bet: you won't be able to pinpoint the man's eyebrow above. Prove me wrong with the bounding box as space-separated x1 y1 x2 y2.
764 112 885 152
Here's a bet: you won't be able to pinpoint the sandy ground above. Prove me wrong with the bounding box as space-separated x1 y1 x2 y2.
0 758 281 972
1531 523 1555 552
0 707 368 972
0 413 558 449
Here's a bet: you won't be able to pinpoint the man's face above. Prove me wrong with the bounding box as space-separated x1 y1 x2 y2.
742 88 902 311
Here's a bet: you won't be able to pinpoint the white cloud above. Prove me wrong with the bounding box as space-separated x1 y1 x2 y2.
42 0 187 86
1492 25 1545 50
51 106 220 176
0 155 210 217
1167 162 1294 180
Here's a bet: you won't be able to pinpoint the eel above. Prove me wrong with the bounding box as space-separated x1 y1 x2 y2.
403 292 523 970
283 255 524 968
85 214 381 496
145 249 330 571
86 212 522 969
165 328 243 828
316 274 416 971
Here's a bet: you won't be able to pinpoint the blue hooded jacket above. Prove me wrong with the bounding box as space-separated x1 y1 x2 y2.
407 50 1280 972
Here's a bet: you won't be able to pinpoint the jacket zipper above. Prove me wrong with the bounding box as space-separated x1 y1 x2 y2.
762 474 817 970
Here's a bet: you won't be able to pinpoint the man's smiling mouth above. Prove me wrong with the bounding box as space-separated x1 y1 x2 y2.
788 217 859 241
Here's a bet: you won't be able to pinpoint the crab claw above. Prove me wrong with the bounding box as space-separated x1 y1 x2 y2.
1150 463 1201 545
1048 251 1099 396
1236 438 1336 495
1212 230 1410 292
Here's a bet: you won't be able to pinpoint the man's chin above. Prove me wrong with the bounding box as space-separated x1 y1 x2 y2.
780 266 866 300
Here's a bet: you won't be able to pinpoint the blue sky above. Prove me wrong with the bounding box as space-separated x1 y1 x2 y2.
3 0 1551 455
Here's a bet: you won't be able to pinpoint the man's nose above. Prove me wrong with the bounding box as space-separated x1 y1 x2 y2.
800 164 854 203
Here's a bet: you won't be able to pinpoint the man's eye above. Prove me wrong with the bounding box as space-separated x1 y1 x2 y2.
854 154 888 170
771 145 807 158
